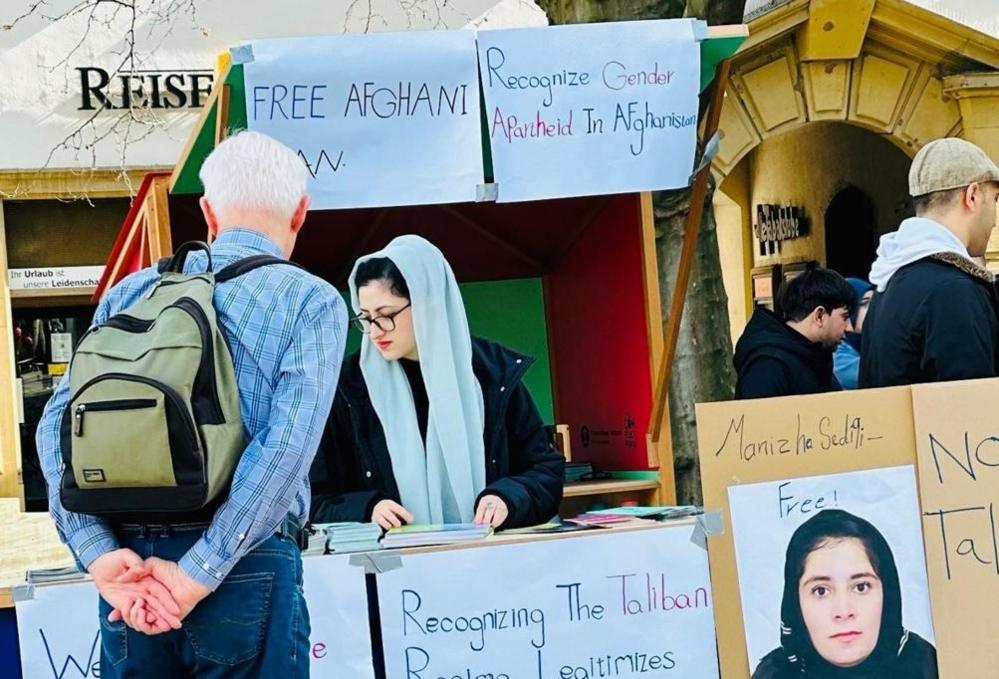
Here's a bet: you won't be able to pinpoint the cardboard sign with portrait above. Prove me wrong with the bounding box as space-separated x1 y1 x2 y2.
696 386 935 678
728 466 936 677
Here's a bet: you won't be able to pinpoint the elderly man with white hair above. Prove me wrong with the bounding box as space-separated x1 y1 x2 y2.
36 130 347 677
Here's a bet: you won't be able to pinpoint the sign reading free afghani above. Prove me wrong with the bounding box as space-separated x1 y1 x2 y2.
242 30 483 210
477 19 702 203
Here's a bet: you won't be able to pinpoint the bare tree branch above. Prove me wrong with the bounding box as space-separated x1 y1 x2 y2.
1 0 199 198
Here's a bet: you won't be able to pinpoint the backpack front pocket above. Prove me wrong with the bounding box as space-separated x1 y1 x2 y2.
61 373 207 513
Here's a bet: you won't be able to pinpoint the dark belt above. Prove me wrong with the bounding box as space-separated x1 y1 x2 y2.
115 517 308 551
277 516 308 551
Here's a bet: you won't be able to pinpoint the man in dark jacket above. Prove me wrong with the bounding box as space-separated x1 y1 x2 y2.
734 265 856 399
860 138 999 388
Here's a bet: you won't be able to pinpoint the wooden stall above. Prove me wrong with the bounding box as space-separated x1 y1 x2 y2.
93 25 746 516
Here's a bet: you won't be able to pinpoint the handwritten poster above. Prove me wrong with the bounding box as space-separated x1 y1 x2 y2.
242 30 483 209
16 581 101 679
912 378 999 677
695 386 919 677
14 555 374 678
301 554 375 675
376 524 719 679
476 19 702 203
728 466 935 676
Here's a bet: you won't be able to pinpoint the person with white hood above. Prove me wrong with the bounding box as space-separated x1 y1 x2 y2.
309 236 565 531
860 138 999 388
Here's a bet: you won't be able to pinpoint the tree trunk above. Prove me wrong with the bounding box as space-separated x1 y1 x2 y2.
535 0 745 504
653 177 735 503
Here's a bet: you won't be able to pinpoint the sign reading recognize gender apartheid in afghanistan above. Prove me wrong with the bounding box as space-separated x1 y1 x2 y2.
911 377 999 678
375 524 718 678
241 29 482 209
476 19 701 203
14 556 375 678
695 386 937 678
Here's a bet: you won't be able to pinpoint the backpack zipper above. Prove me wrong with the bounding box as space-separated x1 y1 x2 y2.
74 398 157 437
73 299 226 426
170 297 226 424
104 314 153 332
69 372 202 457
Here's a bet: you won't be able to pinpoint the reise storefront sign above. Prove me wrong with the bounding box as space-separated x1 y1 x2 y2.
3 0 533 171
77 67 214 111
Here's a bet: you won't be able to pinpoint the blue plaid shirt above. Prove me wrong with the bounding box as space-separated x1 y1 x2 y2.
36 228 347 589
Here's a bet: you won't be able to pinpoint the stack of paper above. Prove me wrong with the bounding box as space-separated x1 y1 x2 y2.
566 505 703 526
500 521 603 535
382 523 492 549
564 462 593 483
26 565 84 585
593 505 703 520
565 513 639 526
324 522 383 554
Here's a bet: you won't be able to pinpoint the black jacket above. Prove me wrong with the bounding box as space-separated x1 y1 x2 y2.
309 338 565 529
752 631 937 678
859 254 999 388
734 308 838 399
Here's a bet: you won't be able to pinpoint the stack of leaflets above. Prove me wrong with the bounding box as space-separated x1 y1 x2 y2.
565 513 638 526
26 565 84 585
567 506 703 526
324 522 383 554
564 462 594 483
593 505 703 520
382 523 492 549
500 521 603 535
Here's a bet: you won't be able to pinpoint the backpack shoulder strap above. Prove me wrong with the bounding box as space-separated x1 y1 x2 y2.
160 241 213 274
215 255 305 283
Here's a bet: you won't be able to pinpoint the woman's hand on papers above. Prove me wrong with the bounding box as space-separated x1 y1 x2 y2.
372 499 415 530
474 495 509 528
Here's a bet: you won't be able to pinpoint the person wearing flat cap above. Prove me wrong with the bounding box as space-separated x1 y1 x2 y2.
860 138 999 388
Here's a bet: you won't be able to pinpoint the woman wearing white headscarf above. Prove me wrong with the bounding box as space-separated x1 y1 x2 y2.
309 236 564 530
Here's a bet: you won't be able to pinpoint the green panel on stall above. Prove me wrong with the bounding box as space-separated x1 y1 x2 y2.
341 278 554 423
173 64 248 195
172 98 218 194
700 35 745 90
464 278 553 423
228 63 249 130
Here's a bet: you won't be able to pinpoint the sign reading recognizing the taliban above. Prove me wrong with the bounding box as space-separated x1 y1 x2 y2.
242 30 483 210
476 19 702 203
376 524 719 679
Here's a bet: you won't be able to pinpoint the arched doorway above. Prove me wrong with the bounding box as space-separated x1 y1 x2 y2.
825 186 877 279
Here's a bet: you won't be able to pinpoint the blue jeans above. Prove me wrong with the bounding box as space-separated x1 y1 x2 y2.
98 525 310 678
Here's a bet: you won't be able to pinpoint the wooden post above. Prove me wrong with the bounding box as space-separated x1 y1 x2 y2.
649 59 733 444
145 175 173 261
214 84 232 147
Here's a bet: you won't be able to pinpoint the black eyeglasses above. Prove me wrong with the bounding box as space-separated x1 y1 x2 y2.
352 303 411 334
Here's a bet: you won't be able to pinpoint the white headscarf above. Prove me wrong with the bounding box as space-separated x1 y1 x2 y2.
349 236 486 525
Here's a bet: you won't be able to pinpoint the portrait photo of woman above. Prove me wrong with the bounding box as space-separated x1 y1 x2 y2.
753 509 937 678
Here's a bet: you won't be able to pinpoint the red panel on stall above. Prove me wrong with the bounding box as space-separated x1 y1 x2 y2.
547 194 653 470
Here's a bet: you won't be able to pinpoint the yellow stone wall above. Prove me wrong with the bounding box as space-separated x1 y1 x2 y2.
712 0 999 346
714 161 753 346
748 123 911 268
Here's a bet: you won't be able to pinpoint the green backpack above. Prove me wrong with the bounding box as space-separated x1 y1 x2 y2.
60 241 295 520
